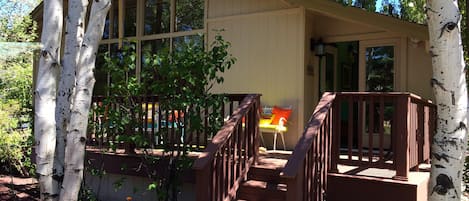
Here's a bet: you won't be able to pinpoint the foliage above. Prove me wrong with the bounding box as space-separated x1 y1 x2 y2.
365 46 394 92
0 1 37 176
335 0 426 23
0 15 37 42
78 184 99 201
399 0 426 23
143 33 234 139
0 100 32 176
0 41 35 178
99 42 142 152
91 33 234 200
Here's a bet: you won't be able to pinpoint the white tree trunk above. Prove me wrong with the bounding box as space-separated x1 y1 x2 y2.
34 0 63 200
59 0 111 200
54 0 88 188
427 0 468 200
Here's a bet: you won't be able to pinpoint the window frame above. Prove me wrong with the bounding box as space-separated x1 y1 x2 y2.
359 38 402 92
98 0 207 83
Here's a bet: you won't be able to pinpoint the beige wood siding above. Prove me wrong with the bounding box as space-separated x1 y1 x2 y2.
304 13 317 122
208 6 305 149
406 40 434 100
208 0 293 18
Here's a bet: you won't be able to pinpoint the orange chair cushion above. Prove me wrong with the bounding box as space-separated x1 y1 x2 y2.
271 106 292 125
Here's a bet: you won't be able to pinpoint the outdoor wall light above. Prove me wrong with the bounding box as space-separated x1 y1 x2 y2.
311 38 326 96
313 38 325 57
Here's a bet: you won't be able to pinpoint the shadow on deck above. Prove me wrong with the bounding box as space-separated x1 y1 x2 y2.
237 150 430 201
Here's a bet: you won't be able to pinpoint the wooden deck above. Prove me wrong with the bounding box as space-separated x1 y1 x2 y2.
238 150 430 201
86 92 436 201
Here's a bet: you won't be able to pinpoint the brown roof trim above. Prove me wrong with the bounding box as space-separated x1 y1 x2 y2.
30 1 44 21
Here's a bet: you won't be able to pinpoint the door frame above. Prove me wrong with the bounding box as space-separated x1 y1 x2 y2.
320 45 338 94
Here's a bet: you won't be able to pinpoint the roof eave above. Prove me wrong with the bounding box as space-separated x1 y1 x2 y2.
288 0 429 40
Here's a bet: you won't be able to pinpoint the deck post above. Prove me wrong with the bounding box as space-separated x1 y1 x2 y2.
195 166 211 201
285 169 304 201
254 95 261 164
393 95 410 181
330 97 340 173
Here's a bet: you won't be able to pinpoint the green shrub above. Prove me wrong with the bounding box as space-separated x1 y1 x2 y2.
0 99 33 176
0 52 34 176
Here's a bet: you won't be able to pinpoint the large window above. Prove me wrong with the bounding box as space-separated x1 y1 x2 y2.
96 0 205 95
144 0 170 35
365 46 394 92
359 39 400 137
359 39 400 92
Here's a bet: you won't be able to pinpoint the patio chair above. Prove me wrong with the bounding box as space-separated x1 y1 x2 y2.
259 106 292 151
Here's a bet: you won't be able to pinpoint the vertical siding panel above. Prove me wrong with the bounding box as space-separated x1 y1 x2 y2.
209 0 293 17
231 0 241 15
208 8 303 148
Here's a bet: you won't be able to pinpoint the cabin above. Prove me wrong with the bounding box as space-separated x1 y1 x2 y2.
31 0 435 200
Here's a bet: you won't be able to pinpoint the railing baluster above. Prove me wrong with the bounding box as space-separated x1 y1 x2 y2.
368 96 374 164
358 96 363 162
348 96 353 160
193 94 260 201
379 96 384 164
330 99 340 173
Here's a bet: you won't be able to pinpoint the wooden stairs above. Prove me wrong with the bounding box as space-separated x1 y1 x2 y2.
236 151 290 201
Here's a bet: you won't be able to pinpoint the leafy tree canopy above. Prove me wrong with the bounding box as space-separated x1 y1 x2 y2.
0 0 39 176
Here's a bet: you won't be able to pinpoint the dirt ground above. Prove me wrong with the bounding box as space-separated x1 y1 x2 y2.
1 174 469 201
0 175 39 201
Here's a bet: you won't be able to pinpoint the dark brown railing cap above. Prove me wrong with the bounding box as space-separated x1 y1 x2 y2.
281 92 336 178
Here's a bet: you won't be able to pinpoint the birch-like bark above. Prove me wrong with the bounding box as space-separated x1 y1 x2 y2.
59 0 111 200
427 0 468 200
54 0 88 187
34 0 63 200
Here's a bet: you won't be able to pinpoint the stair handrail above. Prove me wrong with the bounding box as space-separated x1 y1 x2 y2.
281 92 336 201
193 94 261 201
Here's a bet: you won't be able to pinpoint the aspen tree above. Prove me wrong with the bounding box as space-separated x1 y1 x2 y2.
35 0 111 200
427 0 468 200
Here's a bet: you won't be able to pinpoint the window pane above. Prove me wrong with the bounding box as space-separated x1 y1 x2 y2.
111 0 119 38
173 35 203 51
176 0 204 32
108 43 137 93
103 14 110 39
124 0 137 37
144 0 170 35
141 39 170 83
365 46 394 92
94 44 109 95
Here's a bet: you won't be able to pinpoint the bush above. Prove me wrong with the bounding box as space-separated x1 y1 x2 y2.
0 52 34 176
0 99 32 176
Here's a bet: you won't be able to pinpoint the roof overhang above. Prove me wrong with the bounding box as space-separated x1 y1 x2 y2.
287 0 429 40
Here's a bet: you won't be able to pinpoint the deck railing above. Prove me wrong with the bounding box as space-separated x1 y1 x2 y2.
329 92 436 181
88 94 247 151
280 92 435 201
192 94 261 201
281 93 335 201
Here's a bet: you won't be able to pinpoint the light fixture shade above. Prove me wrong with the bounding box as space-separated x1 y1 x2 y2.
314 39 325 57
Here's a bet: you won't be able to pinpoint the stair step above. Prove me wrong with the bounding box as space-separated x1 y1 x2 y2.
248 166 287 183
257 157 288 169
237 180 287 201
